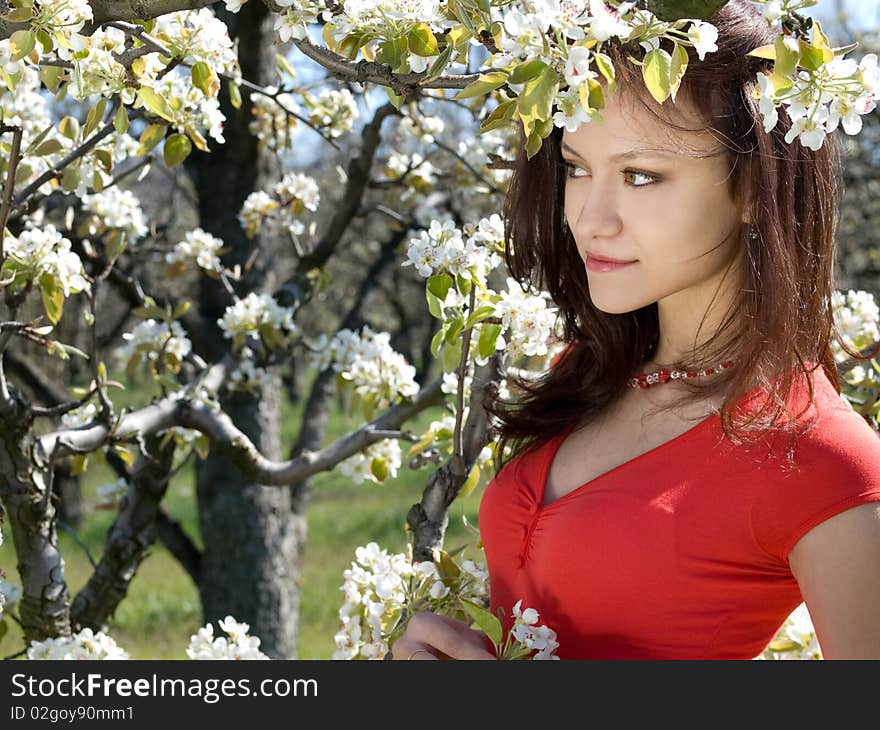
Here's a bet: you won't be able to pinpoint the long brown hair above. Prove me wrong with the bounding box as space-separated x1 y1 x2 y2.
487 0 862 471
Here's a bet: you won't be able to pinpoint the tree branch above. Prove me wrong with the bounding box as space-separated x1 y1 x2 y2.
293 36 480 95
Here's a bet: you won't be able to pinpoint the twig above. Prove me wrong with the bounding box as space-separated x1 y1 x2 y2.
226 74 342 151
0 125 23 262
433 138 503 195
58 521 99 570
452 286 477 469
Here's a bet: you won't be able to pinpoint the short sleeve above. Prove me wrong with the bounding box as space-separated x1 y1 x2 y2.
749 401 880 563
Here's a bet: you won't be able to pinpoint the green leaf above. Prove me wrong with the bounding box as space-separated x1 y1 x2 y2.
31 138 64 156
773 34 800 78
427 272 453 301
172 300 191 319
71 453 89 475
458 463 480 499
479 98 516 134
444 316 464 344
276 53 297 80
508 58 547 85
424 42 453 82
40 64 65 93
747 43 776 61
669 43 688 101
442 337 462 372
83 97 108 138
58 116 79 141
478 322 502 360
59 164 80 192
370 456 389 482
435 549 461 580
430 328 445 358
191 61 220 97
408 22 439 57
516 65 558 136
113 444 135 467
10 29 35 61
39 273 64 325
798 30 834 71
379 36 408 70
137 123 167 156
228 80 242 109
425 289 444 319
384 86 405 110
137 86 175 122
463 304 496 329
593 51 617 93
459 598 502 648
456 71 508 101
163 133 191 168
642 48 672 104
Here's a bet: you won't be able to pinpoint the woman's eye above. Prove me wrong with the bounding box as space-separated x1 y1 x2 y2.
563 162 590 179
624 170 658 187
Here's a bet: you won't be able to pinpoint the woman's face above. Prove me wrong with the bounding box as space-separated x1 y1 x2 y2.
561 89 746 315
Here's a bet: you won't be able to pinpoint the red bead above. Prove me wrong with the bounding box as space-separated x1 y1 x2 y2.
658 368 671 383
705 367 715 375
686 371 698 378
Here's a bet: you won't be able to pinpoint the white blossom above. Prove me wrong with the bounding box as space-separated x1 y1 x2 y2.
187 616 269 659
27 628 128 660
166 228 225 274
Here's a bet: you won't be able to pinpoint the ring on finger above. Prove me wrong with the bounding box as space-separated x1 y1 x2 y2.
407 649 433 660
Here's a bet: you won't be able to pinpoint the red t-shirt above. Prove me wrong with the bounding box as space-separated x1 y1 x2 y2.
478 364 880 659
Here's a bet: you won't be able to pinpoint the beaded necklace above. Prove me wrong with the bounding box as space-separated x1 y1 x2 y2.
626 359 736 389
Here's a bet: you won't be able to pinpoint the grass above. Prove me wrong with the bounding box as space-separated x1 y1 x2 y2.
0 387 485 660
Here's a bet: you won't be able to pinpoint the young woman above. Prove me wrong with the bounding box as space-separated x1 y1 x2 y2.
392 0 880 660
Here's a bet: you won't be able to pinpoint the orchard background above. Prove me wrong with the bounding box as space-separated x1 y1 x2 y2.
0 0 878 659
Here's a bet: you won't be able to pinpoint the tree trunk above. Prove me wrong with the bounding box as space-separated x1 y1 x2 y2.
186 2 304 658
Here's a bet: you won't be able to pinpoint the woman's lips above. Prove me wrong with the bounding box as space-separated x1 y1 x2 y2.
585 252 637 273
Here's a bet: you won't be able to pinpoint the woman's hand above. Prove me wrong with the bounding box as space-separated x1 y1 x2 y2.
391 611 497 660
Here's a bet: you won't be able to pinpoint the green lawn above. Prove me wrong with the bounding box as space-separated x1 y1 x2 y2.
0 390 485 660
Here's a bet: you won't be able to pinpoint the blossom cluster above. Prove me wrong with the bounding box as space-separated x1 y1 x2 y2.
508 600 560 660
309 326 420 415
80 187 149 243
27 628 129 660
405 215 558 367
404 219 499 283
756 48 880 151
2 225 89 298
494 278 559 360
0 575 22 618
153 9 240 78
117 319 193 375
238 172 320 239
186 616 269 660
302 87 360 138
249 89 300 150
217 292 298 352
831 289 880 362
337 438 403 485
333 541 489 660
61 402 98 430
166 228 225 275
227 357 273 393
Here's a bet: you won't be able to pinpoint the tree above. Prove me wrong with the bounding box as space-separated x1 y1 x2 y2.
1 0 878 659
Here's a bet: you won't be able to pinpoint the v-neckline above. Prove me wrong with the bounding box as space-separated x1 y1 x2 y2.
537 410 720 510
534 360 825 510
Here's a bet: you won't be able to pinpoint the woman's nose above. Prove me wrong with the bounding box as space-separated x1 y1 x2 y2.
570 180 623 241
